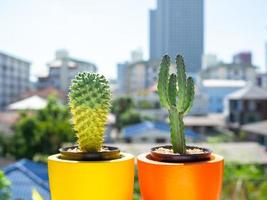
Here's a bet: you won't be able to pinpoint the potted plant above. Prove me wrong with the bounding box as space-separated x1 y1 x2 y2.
48 72 134 200
137 55 224 200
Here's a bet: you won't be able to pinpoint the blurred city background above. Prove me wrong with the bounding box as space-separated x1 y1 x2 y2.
0 0 267 199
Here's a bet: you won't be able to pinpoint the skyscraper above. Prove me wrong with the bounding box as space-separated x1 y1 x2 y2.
233 52 252 65
0 52 30 109
265 42 267 72
37 49 97 92
149 0 204 73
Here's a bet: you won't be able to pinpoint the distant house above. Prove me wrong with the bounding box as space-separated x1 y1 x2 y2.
122 121 202 143
7 96 48 111
241 120 267 147
3 159 50 200
202 79 246 113
200 61 257 83
184 113 226 135
21 87 66 103
226 86 267 126
256 73 267 89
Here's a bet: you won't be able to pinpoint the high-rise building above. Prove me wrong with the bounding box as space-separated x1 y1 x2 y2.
117 62 130 94
233 52 252 65
202 54 219 69
0 52 31 109
200 62 257 83
130 48 143 63
149 0 204 73
265 42 267 72
37 49 97 92
117 60 161 95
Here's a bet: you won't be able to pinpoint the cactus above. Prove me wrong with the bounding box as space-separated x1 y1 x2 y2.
69 72 111 152
157 55 195 154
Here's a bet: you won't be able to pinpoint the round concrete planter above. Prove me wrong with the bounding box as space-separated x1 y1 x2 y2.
137 153 224 200
48 153 134 200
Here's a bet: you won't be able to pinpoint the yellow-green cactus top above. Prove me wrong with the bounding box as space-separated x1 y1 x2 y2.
69 72 111 152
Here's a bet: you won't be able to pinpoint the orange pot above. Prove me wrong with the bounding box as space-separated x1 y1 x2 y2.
137 153 224 200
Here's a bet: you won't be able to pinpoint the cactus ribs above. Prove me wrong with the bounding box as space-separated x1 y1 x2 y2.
157 55 194 154
150 54 212 162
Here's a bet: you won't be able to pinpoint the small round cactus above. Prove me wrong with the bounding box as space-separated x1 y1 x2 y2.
69 72 111 152
157 55 195 154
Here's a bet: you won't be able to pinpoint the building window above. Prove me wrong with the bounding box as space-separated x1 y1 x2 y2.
229 113 235 122
125 138 132 143
230 100 238 110
247 115 256 123
256 102 262 111
155 138 166 143
248 101 255 111
141 137 148 142
237 100 243 111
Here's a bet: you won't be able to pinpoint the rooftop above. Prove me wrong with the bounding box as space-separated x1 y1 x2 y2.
241 120 267 136
184 113 225 127
7 95 47 110
122 121 202 140
202 79 246 88
48 58 95 69
0 51 31 64
3 159 50 200
227 86 267 100
21 87 66 101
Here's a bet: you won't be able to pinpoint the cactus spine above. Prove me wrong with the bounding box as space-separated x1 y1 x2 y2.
157 55 195 154
69 72 111 152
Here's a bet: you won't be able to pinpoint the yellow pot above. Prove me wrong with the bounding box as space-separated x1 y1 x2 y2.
48 153 134 200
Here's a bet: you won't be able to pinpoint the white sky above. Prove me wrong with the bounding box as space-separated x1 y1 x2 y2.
0 0 267 80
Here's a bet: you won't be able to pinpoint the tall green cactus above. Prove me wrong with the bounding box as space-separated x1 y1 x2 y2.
69 72 111 152
157 55 195 154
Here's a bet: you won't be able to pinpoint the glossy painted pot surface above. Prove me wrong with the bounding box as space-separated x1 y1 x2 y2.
137 152 224 200
48 153 134 200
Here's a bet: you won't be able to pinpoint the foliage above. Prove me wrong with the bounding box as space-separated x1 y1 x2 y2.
133 168 141 200
119 110 142 128
5 96 75 159
69 72 111 152
0 133 9 156
32 189 43 200
111 96 142 130
157 55 195 153
0 170 11 200
136 100 155 109
111 96 134 114
207 133 234 143
222 164 267 200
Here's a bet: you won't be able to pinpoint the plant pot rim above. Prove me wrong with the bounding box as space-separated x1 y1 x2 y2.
49 152 134 163
138 152 223 166
59 145 121 161
150 145 212 163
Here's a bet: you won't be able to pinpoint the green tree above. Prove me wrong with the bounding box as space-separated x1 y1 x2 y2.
8 96 75 159
222 164 267 200
0 170 11 200
111 97 142 130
